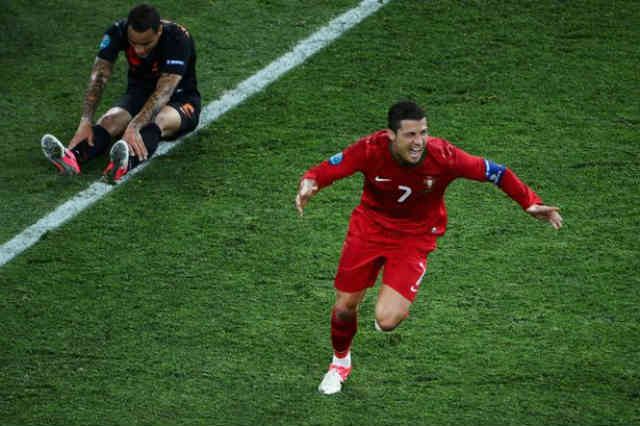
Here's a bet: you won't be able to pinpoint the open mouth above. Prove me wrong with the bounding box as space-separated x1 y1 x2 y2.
408 146 423 160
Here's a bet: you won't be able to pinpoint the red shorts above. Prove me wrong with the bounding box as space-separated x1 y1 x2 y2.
334 208 437 302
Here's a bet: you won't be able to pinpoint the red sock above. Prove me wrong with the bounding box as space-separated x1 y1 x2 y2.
331 308 357 356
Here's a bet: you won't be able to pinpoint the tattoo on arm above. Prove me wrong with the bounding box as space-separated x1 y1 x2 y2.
82 57 113 121
130 73 182 128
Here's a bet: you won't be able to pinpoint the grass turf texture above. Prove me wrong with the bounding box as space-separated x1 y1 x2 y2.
1 0 639 425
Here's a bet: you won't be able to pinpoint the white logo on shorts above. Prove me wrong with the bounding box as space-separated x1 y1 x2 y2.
410 261 426 293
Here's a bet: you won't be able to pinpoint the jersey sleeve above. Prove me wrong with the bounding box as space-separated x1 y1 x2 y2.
96 21 126 63
159 27 192 76
445 142 543 210
301 138 368 189
495 167 543 210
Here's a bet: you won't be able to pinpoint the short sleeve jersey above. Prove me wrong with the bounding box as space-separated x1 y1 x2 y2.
97 19 198 93
302 130 542 236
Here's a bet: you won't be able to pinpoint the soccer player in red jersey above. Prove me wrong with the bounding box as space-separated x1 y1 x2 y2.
295 100 563 394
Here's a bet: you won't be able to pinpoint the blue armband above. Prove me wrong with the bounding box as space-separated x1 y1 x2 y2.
329 152 344 165
485 159 505 185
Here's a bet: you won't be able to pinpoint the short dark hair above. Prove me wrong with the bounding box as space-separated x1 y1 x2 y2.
387 101 425 132
127 4 161 33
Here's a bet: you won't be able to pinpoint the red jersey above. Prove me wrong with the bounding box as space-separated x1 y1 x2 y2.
302 130 542 236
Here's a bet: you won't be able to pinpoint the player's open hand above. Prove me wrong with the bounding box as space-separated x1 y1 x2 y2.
526 204 563 230
68 119 93 150
296 178 319 216
122 126 149 161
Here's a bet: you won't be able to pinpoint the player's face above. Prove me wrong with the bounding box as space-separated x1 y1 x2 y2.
128 26 162 58
388 118 428 165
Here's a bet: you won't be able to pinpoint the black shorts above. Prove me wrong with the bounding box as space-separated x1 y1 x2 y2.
116 83 201 139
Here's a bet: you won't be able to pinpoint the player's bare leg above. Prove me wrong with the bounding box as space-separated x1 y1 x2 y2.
374 284 411 332
154 104 182 138
97 107 132 138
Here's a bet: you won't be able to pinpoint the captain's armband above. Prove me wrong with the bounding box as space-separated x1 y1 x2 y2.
484 159 506 185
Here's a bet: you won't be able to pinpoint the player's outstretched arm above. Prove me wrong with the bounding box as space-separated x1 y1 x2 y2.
526 204 563 230
295 178 319 216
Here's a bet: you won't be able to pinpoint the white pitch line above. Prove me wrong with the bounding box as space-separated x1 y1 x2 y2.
0 0 392 268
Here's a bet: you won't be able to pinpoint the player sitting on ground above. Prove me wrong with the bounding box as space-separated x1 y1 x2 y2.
41 3 200 183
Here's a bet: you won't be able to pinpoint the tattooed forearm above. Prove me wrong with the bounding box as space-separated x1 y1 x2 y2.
130 73 182 128
82 58 113 121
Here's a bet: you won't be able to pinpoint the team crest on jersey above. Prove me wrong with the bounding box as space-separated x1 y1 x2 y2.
329 152 343 165
423 176 436 192
99 34 111 50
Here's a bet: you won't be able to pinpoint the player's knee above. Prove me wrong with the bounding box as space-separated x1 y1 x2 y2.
374 305 407 331
333 299 359 322
374 315 402 332
154 106 182 137
334 305 356 321
334 290 363 319
96 115 118 135
98 108 130 136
